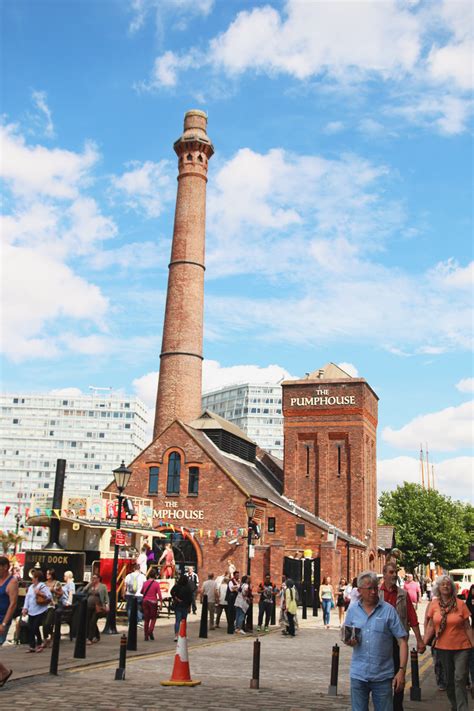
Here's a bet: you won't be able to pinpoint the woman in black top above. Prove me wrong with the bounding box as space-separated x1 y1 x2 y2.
170 575 192 641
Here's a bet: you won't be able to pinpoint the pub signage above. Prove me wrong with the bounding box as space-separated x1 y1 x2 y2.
290 389 356 407
153 500 204 521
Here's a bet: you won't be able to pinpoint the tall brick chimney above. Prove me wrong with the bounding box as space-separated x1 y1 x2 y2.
153 110 214 439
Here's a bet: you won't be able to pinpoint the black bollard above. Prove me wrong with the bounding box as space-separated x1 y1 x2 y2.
199 594 208 638
73 597 88 659
312 585 319 617
302 585 307 620
127 596 138 651
49 608 62 675
250 638 261 689
115 634 127 680
270 599 276 626
410 648 422 701
227 601 235 635
328 643 340 696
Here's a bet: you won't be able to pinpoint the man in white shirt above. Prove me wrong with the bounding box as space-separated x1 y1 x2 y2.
201 573 218 629
124 564 146 623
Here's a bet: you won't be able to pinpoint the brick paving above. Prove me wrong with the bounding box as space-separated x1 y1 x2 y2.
0 604 452 710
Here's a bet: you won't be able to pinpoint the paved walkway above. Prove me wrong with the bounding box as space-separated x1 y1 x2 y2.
0 604 456 709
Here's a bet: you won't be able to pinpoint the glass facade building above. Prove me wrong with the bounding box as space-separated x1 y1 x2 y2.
0 391 149 546
202 383 283 458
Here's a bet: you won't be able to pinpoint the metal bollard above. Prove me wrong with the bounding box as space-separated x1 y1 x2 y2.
302 585 307 620
250 638 261 689
199 594 208 638
49 608 62 675
312 586 319 617
127 596 138 651
115 634 127 680
328 643 340 696
270 600 276 626
410 648 422 701
73 597 88 659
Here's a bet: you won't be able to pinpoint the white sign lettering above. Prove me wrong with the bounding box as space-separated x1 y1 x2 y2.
289 395 356 406
153 508 204 520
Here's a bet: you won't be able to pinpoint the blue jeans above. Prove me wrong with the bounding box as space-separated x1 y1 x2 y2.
126 595 143 623
174 605 189 635
235 606 246 631
321 598 332 625
351 677 393 711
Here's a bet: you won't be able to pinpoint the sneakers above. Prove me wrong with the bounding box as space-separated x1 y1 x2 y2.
256 625 261 631
173 636 178 642
239 629 247 635
149 632 154 641
264 626 269 632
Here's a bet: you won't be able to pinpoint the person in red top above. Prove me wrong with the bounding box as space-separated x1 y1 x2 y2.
380 563 425 711
140 569 163 641
424 575 473 711
404 573 421 609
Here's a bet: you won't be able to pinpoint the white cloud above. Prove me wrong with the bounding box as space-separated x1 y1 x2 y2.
143 1 472 134
382 401 474 452
337 362 359 378
1 244 109 361
378 455 473 502
31 90 55 138
128 0 214 34
323 121 344 135
456 378 474 394
1 126 115 361
0 123 98 200
132 360 297 421
110 160 174 217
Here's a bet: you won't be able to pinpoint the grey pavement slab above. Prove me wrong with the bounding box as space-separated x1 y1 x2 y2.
0 608 454 710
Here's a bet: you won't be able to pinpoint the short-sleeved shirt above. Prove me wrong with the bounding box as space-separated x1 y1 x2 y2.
202 579 217 600
427 599 471 650
345 599 407 682
404 581 420 604
380 584 419 629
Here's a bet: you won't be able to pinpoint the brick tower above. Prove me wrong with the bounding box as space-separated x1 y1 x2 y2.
282 363 378 547
153 110 214 438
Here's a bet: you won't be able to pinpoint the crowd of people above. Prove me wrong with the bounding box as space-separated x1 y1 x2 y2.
1 548 473 711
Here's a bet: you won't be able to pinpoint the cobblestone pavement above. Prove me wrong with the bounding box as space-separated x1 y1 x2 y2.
0 607 451 710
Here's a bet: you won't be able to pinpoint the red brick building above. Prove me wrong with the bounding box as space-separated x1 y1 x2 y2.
107 111 384 586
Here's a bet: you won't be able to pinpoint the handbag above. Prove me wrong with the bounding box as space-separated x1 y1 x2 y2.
35 585 49 605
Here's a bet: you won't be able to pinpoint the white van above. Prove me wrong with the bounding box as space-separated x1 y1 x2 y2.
448 569 474 597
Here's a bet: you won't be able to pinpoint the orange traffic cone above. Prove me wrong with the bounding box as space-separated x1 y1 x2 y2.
160 619 201 687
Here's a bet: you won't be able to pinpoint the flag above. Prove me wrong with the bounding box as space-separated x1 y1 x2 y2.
3 506 11 517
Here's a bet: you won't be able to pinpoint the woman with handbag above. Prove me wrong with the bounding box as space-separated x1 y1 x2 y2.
82 573 109 644
42 568 63 649
22 569 52 652
424 575 473 710
140 569 163 641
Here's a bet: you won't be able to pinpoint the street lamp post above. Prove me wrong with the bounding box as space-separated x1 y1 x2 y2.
104 460 132 635
14 512 22 555
245 499 257 576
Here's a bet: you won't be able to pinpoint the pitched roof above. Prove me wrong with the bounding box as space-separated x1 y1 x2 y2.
182 422 367 547
306 362 353 380
189 410 256 445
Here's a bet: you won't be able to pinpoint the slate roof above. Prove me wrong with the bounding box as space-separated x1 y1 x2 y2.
182 421 367 548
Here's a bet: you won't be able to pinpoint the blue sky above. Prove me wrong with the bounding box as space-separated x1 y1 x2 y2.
1 0 472 501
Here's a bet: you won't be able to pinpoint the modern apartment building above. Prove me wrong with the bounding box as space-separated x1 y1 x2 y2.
202 383 284 457
0 391 149 545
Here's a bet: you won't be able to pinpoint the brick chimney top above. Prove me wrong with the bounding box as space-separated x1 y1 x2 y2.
175 109 214 156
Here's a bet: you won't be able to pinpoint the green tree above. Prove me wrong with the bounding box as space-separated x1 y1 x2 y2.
379 483 473 571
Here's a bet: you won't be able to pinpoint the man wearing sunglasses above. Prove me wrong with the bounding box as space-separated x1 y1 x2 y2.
344 571 408 711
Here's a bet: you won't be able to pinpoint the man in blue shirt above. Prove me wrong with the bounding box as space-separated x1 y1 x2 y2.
344 571 408 711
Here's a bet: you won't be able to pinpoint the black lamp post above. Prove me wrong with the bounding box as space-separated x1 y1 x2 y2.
245 499 257 576
104 460 132 634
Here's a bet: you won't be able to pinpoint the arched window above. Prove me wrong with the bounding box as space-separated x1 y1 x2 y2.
188 466 199 494
166 452 181 494
148 466 159 494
